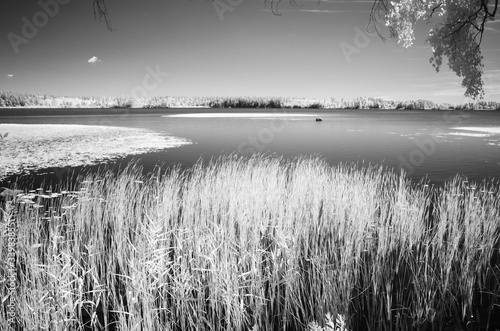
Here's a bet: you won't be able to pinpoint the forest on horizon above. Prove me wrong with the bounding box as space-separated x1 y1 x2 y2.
1 90 500 111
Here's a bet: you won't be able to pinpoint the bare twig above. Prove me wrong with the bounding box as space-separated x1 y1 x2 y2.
93 0 112 31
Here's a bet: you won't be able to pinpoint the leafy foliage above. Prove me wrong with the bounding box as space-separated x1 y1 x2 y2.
308 313 349 331
371 0 497 99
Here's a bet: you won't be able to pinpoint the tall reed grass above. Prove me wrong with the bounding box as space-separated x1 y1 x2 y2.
1 155 499 331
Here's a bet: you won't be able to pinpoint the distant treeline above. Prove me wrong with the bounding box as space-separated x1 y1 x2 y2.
1 91 500 110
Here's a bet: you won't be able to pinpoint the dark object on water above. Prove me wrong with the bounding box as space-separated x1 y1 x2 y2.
316 118 322 122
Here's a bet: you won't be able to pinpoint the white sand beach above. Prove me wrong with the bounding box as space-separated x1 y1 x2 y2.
0 124 190 179
452 127 500 135
445 132 492 138
163 113 318 118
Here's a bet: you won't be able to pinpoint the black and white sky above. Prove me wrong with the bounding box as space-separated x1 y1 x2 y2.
1 0 499 103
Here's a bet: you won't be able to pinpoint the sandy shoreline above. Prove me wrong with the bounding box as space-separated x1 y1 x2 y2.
0 108 185 117
0 108 317 117
453 127 500 134
163 113 319 118
0 124 191 180
0 106 210 109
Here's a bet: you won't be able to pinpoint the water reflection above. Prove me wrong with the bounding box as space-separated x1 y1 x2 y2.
1 109 500 188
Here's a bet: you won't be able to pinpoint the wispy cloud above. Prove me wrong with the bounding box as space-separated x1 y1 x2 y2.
486 19 500 25
428 70 500 98
485 26 500 33
88 56 102 64
262 8 369 13
404 71 462 84
392 49 418 53
484 69 500 79
412 45 432 49
368 90 427 100
484 84 500 96
302 0 372 2
483 70 500 95
290 9 347 13
431 89 466 97
484 69 500 75
261 0 372 14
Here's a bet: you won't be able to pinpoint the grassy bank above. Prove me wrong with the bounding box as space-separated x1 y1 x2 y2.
1 155 499 330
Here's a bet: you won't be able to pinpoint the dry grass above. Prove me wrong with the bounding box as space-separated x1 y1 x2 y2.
0 155 499 331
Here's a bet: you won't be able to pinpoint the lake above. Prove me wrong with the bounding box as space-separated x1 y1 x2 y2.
1 108 500 187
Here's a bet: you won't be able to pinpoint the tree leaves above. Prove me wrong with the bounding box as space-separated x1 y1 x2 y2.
378 0 497 100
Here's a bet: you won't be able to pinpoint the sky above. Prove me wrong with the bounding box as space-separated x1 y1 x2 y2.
0 0 499 104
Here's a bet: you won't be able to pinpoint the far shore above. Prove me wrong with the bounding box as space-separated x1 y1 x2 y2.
2 107 498 117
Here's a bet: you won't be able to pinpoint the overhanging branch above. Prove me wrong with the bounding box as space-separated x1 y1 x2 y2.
93 0 112 30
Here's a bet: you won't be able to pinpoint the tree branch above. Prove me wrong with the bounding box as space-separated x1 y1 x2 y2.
429 2 443 18
93 0 112 30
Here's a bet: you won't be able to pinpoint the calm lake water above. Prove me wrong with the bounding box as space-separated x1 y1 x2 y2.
1 108 500 187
